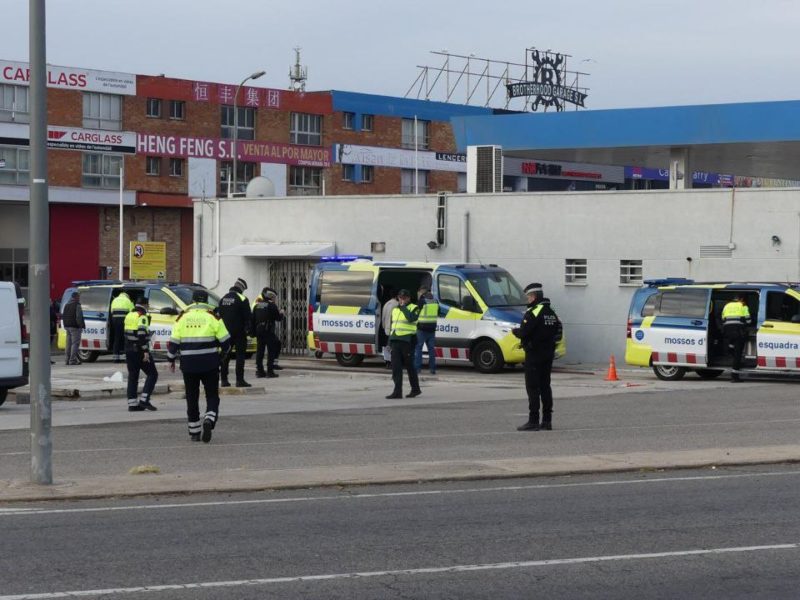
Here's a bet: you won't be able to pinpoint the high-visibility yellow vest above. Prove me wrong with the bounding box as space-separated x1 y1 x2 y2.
391 303 418 337
722 301 750 324
418 301 439 325
123 310 150 351
111 293 134 317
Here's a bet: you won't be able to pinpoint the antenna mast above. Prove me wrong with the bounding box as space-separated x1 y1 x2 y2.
289 47 307 92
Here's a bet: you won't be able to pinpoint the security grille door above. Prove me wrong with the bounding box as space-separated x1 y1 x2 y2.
267 260 315 355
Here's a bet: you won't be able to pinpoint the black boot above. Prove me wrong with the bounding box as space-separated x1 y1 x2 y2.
517 421 540 431
221 378 231 388
266 371 279 378
255 370 267 378
236 379 252 388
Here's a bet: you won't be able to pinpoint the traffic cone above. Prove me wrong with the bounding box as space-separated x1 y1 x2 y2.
604 355 620 381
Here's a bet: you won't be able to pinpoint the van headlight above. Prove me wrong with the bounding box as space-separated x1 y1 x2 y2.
489 320 519 333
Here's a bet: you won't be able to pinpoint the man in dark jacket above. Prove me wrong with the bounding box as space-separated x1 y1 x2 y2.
217 277 251 387
62 291 85 365
251 287 284 378
512 283 561 431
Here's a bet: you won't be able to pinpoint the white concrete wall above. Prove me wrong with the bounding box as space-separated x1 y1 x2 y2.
194 188 800 364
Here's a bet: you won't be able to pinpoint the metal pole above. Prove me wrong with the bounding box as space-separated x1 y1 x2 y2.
230 71 265 198
29 0 52 485
118 161 123 279
414 115 419 195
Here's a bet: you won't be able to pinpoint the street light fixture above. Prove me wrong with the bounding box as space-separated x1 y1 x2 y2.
230 70 266 197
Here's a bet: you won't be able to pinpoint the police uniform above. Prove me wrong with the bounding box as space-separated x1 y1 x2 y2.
414 289 439 374
124 303 158 411
217 278 252 387
513 284 561 431
167 296 231 442
721 297 751 382
110 291 134 362
387 290 421 399
251 287 283 378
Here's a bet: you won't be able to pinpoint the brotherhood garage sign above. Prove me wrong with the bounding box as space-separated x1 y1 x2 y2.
507 49 588 112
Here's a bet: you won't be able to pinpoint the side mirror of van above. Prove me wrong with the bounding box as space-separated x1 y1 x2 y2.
461 296 479 313
160 306 179 316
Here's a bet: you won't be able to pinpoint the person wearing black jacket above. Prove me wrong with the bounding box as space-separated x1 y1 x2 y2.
512 283 561 431
251 287 284 378
62 292 85 365
217 277 251 388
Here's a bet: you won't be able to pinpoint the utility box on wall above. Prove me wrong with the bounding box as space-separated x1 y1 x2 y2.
467 145 503 193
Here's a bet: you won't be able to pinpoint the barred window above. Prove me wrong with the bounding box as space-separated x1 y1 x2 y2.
620 259 643 285
565 259 587 284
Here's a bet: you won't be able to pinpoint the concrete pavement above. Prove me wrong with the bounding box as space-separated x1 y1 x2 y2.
1 357 798 502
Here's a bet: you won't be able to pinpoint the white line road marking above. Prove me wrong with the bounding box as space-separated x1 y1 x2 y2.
3 417 800 457
1 543 797 599
2 469 799 517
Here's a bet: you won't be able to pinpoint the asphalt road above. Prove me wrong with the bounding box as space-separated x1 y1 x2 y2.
2 465 800 599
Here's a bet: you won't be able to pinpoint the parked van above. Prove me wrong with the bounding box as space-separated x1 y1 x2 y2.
625 278 800 380
0 282 28 406
56 281 229 362
307 258 565 373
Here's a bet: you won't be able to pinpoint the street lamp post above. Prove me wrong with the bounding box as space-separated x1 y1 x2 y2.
230 70 266 197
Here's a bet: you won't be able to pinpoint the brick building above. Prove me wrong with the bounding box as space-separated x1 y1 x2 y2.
0 59 491 299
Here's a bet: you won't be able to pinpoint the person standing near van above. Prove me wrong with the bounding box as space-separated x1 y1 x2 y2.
62 291 85 365
168 289 231 442
124 299 158 411
414 286 439 375
252 287 284 378
110 290 134 363
386 289 422 399
381 289 398 368
218 278 251 388
513 283 560 431
722 294 752 382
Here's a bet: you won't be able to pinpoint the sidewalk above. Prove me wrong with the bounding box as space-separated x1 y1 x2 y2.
1 362 797 502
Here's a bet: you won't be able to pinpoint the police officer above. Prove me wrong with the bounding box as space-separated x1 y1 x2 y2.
414 286 439 375
386 289 422 399
251 287 284 378
167 289 231 443
110 290 134 363
123 298 158 412
217 277 251 388
513 283 561 431
721 293 752 382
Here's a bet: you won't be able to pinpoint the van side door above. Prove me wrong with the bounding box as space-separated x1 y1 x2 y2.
78 287 113 350
647 288 710 367
757 290 800 370
435 273 480 360
0 284 22 380
313 268 378 354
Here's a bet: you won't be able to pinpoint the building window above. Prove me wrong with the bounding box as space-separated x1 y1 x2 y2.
619 259 643 285
288 166 322 196
169 158 184 177
146 98 161 118
0 146 30 185
361 113 374 132
290 112 322 146
145 156 161 176
82 92 122 130
0 248 29 291
361 165 374 183
169 100 185 120
0 84 30 123
343 112 355 130
82 153 122 188
220 105 255 140
400 169 429 194
219 161 256 194
565 259 588 285
342 164 355 181
401 118 429 149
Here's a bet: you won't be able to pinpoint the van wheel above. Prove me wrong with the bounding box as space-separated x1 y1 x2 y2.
336 353 364 368
0 388 6 407
652 365 686 381
695 368 724 380
472 340 504 374
78 350 99 363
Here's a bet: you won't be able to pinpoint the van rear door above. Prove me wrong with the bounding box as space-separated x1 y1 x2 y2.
312 267 378 355
0 284 23 381
645 288 711 367
78 286 113 351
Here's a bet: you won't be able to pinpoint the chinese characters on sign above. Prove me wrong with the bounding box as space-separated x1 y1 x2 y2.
190 81 282 109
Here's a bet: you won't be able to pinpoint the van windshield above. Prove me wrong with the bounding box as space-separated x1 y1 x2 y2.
466 271 527 307
171 286 220 308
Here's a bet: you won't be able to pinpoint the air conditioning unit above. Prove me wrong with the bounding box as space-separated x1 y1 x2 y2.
466 145 503 193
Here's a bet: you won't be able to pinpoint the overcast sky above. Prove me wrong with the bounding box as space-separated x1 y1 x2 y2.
3 0 800 110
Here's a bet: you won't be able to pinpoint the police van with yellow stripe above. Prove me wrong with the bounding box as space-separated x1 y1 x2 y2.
307 258 565 373
625 278 800 380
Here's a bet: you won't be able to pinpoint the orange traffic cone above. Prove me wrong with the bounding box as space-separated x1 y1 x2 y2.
604 355 620 381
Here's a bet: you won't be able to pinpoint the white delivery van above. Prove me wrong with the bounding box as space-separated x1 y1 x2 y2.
0 282 28 406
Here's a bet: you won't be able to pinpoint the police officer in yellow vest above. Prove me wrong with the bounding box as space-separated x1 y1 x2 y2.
111 290 134 362
721 294 752 382
414 286 439 375
167 289 231 443
386 289 422 399
124 299 158 411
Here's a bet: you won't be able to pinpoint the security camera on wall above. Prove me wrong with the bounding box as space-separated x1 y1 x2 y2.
427 241 439 250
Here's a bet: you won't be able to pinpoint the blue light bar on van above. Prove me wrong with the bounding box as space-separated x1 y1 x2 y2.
643 278 695 287
319 255 373 262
